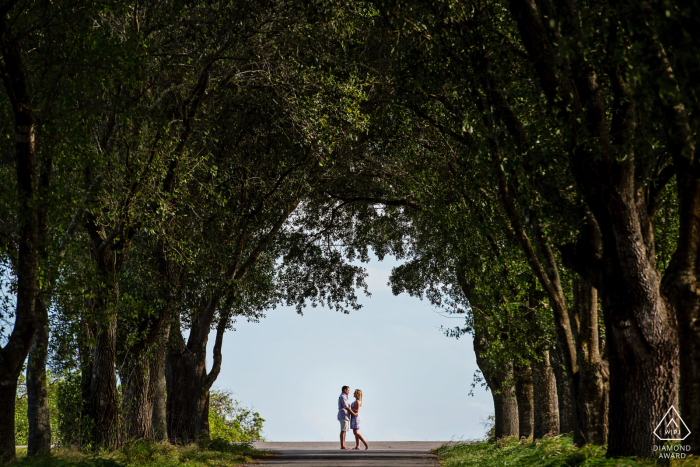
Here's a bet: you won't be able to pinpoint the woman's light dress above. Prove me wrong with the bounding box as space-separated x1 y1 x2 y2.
351 401 361 429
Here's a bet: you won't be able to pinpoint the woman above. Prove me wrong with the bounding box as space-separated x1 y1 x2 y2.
351 389 369 450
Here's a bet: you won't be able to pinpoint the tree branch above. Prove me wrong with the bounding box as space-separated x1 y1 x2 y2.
96 221 125 253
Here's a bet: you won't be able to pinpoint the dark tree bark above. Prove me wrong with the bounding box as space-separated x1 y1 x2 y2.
515 364 534 439
88 288 120 448
532 349 559 438
0 4 39 461
572 278 608 446
166 312 211 442
493 379 519 440
167 297 234 442
79 319 94 446
550 348 575 435
27 144 55 456
26 297 51 455
664 181 700 456
83 227 130 449
121 361 153 441
119 301 173 442
639 3 700 454
0 381 22 462
151 324 170 441
149 243 176 442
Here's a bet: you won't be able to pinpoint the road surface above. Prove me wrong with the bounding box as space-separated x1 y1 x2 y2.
253 441 445 466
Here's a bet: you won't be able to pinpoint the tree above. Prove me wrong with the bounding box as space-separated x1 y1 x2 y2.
0 0 41 459
366 0 689 455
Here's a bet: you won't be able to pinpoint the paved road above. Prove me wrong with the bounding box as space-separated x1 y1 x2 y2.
252 441 445 466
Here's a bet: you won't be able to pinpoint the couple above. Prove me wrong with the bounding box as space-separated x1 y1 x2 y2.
337 385 369 450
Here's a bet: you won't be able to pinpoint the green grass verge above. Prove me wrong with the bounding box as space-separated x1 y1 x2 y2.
434 435 699 467
11 439 274 467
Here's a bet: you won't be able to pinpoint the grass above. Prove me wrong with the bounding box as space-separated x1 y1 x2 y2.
10 439 274 467
434 435 699 467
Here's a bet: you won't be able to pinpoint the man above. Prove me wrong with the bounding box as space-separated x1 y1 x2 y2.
337 385 358 450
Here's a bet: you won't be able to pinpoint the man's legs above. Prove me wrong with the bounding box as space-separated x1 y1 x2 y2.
339 420 350 449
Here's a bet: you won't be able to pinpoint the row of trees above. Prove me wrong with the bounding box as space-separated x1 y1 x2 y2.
0 0 381 462
13 374 264 446
365 0 698 457
1 0 698 461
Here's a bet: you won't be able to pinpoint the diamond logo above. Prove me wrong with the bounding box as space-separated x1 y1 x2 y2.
654 406 691 441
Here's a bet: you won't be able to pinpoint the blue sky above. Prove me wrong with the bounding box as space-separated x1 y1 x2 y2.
206 256 493 441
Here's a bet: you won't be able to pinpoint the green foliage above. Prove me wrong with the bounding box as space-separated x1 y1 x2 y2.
15 372 60 446
55 372 94 448
14 374 28 446
14 370 93 448
208 389 265 443
14 373 265 451
434 436 696 467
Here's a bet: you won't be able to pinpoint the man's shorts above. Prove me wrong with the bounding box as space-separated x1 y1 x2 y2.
339 420 349 432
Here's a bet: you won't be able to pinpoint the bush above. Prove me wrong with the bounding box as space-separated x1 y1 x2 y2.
15 371 60 446
15 373 29 445
56 372 93 448
208 389 265 443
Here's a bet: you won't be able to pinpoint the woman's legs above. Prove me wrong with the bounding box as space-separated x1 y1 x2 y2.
353 429 369 449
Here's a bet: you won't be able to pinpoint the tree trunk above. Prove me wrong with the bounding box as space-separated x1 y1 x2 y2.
121 361 154 441
88 283 120 448
26 296 51 455
594 165 678 458
78 319 94 447
118 300 173 442
573 279 608 446
472 332 518 439
83 216 132 449
603 290 678 457
593 171 679 457
167 294 233 442
550 347 576 434
669 277 700 455
151 247 175 442
151 323 170 441
650 8 700 454
119 306 173 443
166 350 209 442
515 364 534 439
166 317 209 442
0 8 39 461
532 349 559 438
492 374 519 439
0 380 20 462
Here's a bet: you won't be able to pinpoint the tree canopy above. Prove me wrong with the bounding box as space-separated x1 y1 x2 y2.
1 0 698 461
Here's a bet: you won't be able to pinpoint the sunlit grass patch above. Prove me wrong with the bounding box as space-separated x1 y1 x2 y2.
434 435 699 467
10 439 273 467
